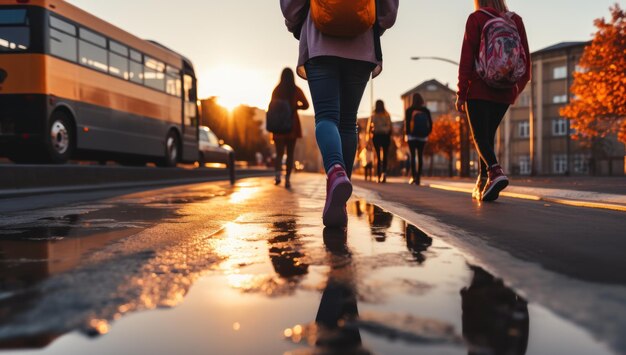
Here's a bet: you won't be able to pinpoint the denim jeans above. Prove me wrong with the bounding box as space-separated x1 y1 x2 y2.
305 56 375 178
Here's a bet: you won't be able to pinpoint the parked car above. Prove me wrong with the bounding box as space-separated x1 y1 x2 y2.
198 126 235 183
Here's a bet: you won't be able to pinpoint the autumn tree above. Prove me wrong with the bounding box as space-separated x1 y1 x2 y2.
200 98 270 163
429 114 460 177
560 4 626 145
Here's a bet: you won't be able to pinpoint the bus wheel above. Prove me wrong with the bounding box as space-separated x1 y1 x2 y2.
159 131 179 168
45 111 74 164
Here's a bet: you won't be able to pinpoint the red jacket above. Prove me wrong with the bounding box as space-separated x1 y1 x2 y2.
457 7 531 105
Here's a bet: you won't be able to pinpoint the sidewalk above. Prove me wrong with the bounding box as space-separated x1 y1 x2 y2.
371 175 626 212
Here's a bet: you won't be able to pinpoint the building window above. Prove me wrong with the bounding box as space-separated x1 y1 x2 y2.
519 155 531 175
552 118 568 136
427 84 437 91
573 154 590 174
553 66 567 80
518 121 530 138
552 95 568 104
426 101 439 113
553 155 567 174
517 92 530 107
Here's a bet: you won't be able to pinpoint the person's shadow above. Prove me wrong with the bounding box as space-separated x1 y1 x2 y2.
461 266 530 355
313 228 370 354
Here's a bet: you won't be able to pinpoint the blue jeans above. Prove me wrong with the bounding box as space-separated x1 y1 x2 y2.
305 56 375 178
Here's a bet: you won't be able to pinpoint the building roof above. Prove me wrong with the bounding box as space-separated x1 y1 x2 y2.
401 79 455 99
532 41 590 56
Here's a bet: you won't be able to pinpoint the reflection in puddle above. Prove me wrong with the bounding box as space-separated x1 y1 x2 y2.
462 266 529 355
0 191 615 355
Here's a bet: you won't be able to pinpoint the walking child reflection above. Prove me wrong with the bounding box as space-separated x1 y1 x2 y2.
268 219 309 285
366 205 393 243
404 224 433 264
312 228 369 354
461 266 529 355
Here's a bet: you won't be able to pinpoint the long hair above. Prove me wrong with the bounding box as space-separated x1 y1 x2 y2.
474 0 508 12
275 68 296 99
411 93 424 108
374 100 386 114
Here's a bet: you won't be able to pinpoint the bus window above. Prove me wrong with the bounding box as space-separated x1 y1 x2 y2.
109 50 129 79
79 28 107 72
0 9 30 52
109 41 129 79
144 56 165 91
49 16 77 62
129 49 143 84
184 74 198 127
165 65 180 96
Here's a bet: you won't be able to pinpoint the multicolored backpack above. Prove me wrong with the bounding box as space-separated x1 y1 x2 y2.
310 0 376 37
476 9 527 89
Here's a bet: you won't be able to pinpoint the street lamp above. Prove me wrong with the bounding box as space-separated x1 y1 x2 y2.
411 56 460 66
410 56 471 177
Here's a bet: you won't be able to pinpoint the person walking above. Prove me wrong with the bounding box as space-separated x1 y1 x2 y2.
368 100 393 183
358 144 374 182
280 0 399 227
271 68 309 189
456 0 530 201
404 93 432 186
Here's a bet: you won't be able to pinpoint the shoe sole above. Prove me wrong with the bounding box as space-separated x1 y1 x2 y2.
323 179 352 227
482 177 509 202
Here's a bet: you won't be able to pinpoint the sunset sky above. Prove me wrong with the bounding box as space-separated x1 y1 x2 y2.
67 0 617 120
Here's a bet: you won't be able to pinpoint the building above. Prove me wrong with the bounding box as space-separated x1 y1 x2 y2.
499 42 625 176
401 79 474 176
401 79 456 120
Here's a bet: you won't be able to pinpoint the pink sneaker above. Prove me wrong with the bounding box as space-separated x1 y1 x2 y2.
481 165 509 202
323 165 352 227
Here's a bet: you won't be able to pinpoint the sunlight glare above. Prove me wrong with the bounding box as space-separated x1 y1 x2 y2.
199 65 273 110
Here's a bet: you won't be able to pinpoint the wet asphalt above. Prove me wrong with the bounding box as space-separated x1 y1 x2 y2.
0 175 623 355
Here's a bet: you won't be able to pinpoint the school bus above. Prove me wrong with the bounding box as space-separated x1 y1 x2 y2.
0 0 199 166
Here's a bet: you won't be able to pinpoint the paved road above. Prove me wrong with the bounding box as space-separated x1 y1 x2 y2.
353 179 626 285
0 175 622 354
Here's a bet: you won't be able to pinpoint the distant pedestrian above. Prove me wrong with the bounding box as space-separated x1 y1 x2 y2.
269 68 309 189
456 0 530 201
368 100 393 183
281 0 399 227
405 93 432 186
359 145 374 181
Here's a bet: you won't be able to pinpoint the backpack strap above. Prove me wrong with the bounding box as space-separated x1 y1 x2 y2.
373 0 382 62
478 9 497 18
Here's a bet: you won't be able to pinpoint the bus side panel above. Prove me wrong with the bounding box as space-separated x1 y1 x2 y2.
0 54 49 145
45 56 182 158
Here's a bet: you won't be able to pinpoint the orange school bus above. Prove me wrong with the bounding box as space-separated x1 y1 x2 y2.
0 0 200 166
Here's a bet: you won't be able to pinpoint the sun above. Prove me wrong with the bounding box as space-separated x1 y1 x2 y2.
198 65 273 110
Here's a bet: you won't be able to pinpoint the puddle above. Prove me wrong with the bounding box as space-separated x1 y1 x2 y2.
0 195 614 355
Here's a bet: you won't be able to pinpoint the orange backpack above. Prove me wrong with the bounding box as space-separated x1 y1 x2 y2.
310 0 377 37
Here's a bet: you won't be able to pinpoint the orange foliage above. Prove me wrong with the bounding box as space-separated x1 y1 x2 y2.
560 4 626 144
429 114 460 158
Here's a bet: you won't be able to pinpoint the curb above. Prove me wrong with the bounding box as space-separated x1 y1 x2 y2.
0 171 274 199
426 183 626 213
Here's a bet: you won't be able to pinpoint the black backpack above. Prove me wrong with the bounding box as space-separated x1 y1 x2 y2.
410 109 431 137
266 99 293 134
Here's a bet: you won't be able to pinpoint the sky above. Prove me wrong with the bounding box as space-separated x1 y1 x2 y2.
67 0 618 120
